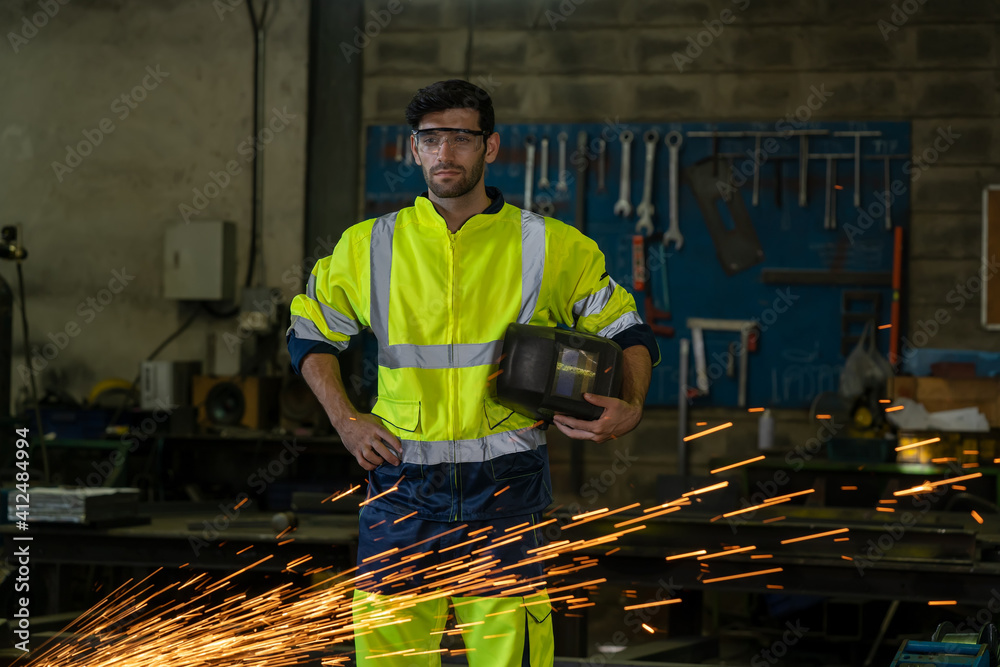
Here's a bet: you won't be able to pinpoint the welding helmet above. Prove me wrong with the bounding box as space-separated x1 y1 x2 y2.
496 323 624 424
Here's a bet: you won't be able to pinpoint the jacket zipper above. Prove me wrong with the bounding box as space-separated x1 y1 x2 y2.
449 232 459 521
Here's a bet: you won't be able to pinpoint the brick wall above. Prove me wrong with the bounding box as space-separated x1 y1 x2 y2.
362 0 1000 351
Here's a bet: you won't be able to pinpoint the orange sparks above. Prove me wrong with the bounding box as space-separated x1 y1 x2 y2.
963 463 980 468
703 567 782 584
751 554 773 559
972 510 984 524
698 546 756 560
323 484 361 503
605 547 620 556
666 550 707 561
953 485 967 491
880 499 897 504
780 528 849 544
928 600 957 606
934 458 958 464
885 405 904 412
641 623 655 634
895 437 941 452
710 455 765 475
834 537 849 542
275 526 293 540
696 421 707 426
762 516 786 523
766 584 784 590
234 497 249 510
624 599 681 611
531 420 545 429
573 507 609 521
683 422 733 442
894 472 982 496
815 414 832 419
842 555 853 561
359 485 400 507
841 486 857 491
748 407 765 413
964 450 979 455
878 323 892 330
393 511 419 524
682 481 729 497
487 370 503 381
277 538 295 546
876 507 895 513
879 399 892 403
236 545 253 555
493 485 511 497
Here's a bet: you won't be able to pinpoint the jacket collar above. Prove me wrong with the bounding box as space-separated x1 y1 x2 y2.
413 187 507 229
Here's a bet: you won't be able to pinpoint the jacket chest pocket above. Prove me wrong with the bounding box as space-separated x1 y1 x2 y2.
372 396 421 435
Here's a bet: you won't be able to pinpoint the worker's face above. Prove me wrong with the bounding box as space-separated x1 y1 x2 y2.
412 108 500 199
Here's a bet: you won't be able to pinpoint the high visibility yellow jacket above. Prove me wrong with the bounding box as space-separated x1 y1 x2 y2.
288 188 658 521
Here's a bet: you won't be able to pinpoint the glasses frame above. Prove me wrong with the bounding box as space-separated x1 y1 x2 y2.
411 127 489 155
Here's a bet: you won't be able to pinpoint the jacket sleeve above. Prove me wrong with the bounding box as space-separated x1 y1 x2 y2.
286 229 368 374
546 222 661 367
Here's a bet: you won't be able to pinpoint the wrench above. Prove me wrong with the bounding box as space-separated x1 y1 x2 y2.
524 136 536 212
634 129 659 236
596 138 607 192
556 132 569 192
538 137 550 190
662 131 684 250
613 131 634 217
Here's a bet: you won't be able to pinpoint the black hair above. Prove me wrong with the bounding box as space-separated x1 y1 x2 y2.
405 79 495 137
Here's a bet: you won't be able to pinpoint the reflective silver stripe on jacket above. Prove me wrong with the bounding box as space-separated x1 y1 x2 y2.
598 310 643 339
287 315 350 352
370 208 546 370
397 427 545 465
572 277 618 321
518 209 546 323
306 274 362 337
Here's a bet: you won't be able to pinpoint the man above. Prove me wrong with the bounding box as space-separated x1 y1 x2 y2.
287 80 659 666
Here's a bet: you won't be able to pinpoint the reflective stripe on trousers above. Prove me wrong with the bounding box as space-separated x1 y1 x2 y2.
352 589 554 667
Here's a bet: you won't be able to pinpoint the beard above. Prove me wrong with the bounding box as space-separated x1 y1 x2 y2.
423 153 486 199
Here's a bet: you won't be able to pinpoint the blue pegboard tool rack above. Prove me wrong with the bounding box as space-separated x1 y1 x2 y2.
363 121 910 409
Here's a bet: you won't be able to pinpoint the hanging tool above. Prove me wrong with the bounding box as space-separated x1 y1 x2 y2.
811 152 853 230
523 136 536 212
678 338 690 479
865 154 908 230
644 241 674 338
833 130 882 208
890 226 903 365
662 131 684 250
634 129 659 236
596 138 607 193
395 131 404 162
686 157 765 275
687 317 758 407
751 133 762 206
631 235 646 291
613 130 634 217
691 325 708 395
573 130 588 232
538 137 551 190
556 132 569 192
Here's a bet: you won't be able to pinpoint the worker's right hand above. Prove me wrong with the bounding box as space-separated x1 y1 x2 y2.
337 413 403 471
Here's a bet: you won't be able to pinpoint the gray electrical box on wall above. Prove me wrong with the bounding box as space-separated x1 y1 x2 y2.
163 221 235 300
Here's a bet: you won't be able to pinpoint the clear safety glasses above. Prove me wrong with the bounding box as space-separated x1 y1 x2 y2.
412 128 488 155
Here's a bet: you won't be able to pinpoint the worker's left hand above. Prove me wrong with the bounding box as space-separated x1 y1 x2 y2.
551 393 642 443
